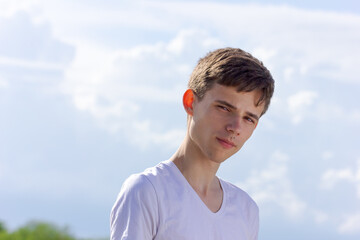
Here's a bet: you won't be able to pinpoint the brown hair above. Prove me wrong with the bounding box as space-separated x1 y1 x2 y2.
188 47 274 116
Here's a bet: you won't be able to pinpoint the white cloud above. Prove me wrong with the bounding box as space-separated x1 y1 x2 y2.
321 168 354 189
157 2 360 84
9 0 360 82
236 151 357 227
131 120 185 150
5 0 359 132
251 47 277 72
0 11 74 89
320 159 360 199
287 90 318 124
166 29 222 55
61 29 220 148
0 56 65 71
11 1 360 84
312 102 360 126
0 12 74 63
317 159 360 234
288 91 318 110
0 0 39 18
1 0 359 238
283 67 295 82
237 150 307 219
338 213 360 234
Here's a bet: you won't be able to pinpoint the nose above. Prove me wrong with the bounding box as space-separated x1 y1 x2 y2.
225 116 241 136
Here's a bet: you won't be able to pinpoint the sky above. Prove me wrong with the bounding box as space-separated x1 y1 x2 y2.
0 0 359 239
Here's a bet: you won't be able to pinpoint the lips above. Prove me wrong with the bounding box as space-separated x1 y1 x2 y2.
216 137 236 149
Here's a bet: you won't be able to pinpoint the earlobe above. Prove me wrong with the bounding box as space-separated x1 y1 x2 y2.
183 89 194 115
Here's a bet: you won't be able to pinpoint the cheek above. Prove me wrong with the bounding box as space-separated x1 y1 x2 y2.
235 125 255 143
243 127 256 142
189 116 216 145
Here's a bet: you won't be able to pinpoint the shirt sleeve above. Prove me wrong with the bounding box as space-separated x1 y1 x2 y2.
110 174 159 240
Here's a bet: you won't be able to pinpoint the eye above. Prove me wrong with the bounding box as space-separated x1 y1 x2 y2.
217 105 230 112
245 117 255 124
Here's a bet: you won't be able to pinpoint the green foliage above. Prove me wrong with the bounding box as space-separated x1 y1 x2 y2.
0 221 75 240
0 221 8 240
0 221 6 233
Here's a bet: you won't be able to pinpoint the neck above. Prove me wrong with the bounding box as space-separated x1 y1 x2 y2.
170 134 221 195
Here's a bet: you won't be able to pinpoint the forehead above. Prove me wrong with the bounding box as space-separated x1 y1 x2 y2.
202 84 264 112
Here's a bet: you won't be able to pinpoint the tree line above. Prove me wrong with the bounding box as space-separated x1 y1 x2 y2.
0 221 76 240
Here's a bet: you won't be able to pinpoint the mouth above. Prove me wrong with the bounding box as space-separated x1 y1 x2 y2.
216 137 236 149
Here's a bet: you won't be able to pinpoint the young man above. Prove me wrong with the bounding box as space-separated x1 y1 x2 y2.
110 48 274 240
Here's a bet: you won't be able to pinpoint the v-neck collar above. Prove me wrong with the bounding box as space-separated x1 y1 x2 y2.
165 160 227 217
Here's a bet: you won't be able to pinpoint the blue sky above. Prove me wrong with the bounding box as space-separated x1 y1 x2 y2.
0 0 359 239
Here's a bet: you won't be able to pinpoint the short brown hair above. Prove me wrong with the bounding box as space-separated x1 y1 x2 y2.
188 47 274 116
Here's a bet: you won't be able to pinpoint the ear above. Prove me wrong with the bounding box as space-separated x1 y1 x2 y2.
183 89 194 115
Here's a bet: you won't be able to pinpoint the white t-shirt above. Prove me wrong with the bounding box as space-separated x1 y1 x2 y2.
110 160 259 240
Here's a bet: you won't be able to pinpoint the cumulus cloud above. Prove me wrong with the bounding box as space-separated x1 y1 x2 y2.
0 56 65 71
13 0 360 83
0 13 74 63
321 169 355 188
338 213 360 234
319 159 360 234
0 0 39 18
320 159 360 198
1 0 360 238
61 29 220 147
7 0 360 130
154 2 360 84
287 90 318 124
314 103 360 124
236 151 348 227
0 12 74 88
237 150 307 219
131 120 185 150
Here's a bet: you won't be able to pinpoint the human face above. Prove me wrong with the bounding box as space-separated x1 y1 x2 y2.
187 84 264 164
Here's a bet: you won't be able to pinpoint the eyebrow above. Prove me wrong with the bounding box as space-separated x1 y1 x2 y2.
215 100 260 121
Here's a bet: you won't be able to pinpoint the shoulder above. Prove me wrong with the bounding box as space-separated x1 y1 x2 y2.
111 170 160 223
118 173 156 201
111 165 166 239
118 161 171 199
